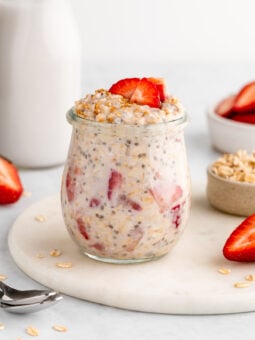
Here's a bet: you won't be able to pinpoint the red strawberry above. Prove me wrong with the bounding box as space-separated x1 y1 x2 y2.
215 95 236 118
233 81 255 113
223 214 255 262
76 217 90 240
146 77 167 101
231 112 255 124
107 170 123 200
120 195 142 211
149 181 182 212
0 156 23 204
91 242 105 252
89 198 101 207
66 169 75 202
130 78 161 108
109 78 140 99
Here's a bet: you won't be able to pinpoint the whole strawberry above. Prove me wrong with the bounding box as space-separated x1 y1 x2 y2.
0 156 23 204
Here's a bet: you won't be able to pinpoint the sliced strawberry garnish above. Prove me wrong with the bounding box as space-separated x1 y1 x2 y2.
76 217 90 240
149 181 182 212
107 170 123 200
233 81 255 113
231 112 255 124
109 78 140 99
130 78 161 108
215 95 236 118
223 213 255 262
0 156 23 204
146 77 167 101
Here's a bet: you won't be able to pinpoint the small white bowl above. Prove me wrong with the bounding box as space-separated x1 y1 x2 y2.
207 104 255 153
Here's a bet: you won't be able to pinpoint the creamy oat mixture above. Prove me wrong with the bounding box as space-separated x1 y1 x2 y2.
61 85 190 262
75 89 184 125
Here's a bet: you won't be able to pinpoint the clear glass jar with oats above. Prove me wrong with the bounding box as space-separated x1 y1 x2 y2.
61 78 191 263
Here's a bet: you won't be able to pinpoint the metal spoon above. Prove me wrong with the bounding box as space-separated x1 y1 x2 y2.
0 281 63 313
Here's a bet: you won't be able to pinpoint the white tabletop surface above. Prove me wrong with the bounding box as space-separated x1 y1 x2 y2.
1 63 255 339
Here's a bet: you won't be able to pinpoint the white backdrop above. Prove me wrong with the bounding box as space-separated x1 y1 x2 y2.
72 0 255 63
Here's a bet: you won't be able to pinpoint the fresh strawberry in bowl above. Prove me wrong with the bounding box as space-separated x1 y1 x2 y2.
207 81 255 153
0 156 23 204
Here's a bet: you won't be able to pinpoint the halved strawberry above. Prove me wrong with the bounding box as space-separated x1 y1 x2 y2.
0 156 23 204
233 81 255 113
223 213 255 262
109 78 140 99
130 78 161 108
107 169 123 200
231 112 255 124
215 95 236 118
146 77 167 101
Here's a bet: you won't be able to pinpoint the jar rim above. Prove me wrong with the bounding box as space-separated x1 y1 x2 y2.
67 107 188 131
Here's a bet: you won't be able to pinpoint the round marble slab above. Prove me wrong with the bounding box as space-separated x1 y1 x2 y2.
8 184 255 314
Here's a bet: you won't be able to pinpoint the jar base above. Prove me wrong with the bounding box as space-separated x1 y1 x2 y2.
82 251 165 264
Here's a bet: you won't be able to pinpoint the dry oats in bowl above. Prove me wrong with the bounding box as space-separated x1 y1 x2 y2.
207 150 255 216
61 77 191 264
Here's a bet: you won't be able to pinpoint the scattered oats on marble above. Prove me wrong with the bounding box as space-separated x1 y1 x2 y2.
0 323 5 330
50 249 62 257
218 268 231 275
234 282 251 288
245 274 255 281
52 325 68 332
0 274 7 281
26 326 39 336
34 215 46 222
56 262 73 268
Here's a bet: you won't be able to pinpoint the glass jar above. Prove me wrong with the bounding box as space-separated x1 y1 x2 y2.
61 108 191 264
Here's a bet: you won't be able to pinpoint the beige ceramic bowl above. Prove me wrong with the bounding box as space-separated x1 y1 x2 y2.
207 165 255 216
207 104 255 153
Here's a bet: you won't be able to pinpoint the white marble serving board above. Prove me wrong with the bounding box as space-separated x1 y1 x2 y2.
8 184 255 315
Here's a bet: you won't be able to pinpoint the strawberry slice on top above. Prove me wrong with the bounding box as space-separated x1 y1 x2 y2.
109 77 163 108
109 78 140 99
0 156 23 204
146 77 167 101
223 213 255 262
233 81 255 113
130 78 161 108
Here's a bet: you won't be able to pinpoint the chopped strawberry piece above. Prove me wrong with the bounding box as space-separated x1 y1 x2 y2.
233 81 255 113
149 181 183 212
215 95 236 118
146 77 167 101
107 169 123 200
109 78 140 99
0 156 23 204
91 242 105 252
171 204 181 228
130 78 161 108
120 195 142 211
126 227 144 252
66 169 75 202
231 112 255 124
89 198 101 207
76 217 90 240
223 213 255 262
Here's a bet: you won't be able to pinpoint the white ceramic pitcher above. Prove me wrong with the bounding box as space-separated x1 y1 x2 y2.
0 0 81 167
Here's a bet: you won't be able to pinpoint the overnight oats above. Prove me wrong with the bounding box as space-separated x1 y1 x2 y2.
61 77 190 263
